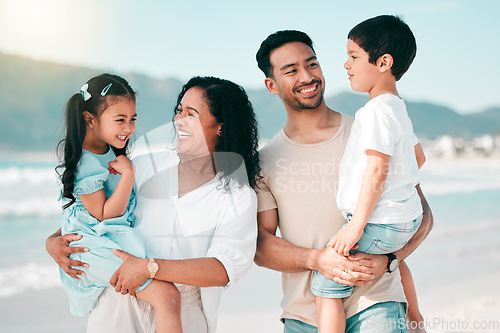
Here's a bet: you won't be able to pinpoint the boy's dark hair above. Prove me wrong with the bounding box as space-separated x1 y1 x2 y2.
256 30 315 78
348 15 416 81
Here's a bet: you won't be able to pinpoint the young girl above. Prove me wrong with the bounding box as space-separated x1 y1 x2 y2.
56 74 182 333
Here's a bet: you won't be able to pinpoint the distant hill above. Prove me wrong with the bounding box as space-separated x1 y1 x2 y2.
1 52 499 152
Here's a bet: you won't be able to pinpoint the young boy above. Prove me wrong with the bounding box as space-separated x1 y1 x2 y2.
311 15 426 332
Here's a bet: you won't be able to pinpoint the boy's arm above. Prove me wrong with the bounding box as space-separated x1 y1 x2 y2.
340 184 433 285
332 150 390 256
415 143 426 169
79 156 134 221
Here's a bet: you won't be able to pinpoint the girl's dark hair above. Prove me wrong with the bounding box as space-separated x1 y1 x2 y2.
56 73 136 209
173 76 261 189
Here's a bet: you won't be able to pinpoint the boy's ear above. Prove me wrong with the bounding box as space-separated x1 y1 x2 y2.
264 77 279 95
377 54 394 73
82 111 94 127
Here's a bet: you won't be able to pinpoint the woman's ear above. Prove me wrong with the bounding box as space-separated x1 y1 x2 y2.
82 111 94 128
378 54 394 73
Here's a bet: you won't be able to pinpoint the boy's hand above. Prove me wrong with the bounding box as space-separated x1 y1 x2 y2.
331 224 364 256
108 155 134 177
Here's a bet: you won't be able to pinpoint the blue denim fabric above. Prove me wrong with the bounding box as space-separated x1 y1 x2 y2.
345 301 408 333
283 318 318 333
283 301 407 333
311 215 422 298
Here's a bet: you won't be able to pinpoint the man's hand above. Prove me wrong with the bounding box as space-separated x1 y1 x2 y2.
331 252 388 286
311 245 375 287
45 233 89 280
109 249 149 296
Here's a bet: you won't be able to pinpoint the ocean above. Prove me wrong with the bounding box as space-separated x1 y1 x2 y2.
1 153 499 332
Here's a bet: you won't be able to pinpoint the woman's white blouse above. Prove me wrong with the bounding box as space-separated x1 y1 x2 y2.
132 150 258 332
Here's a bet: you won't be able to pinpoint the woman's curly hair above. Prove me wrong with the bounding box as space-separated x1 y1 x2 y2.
173 76 261 189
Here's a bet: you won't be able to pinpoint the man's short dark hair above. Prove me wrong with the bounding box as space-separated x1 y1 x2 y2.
348 15 416 81
256 30 315 78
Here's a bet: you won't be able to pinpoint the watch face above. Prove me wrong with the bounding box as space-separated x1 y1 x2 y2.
148 261 159 273
389 259 399 272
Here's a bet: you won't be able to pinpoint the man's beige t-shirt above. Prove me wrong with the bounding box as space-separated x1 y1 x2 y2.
256 113 406 326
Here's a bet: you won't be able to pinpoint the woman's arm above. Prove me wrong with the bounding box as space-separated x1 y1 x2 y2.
79 155 134 221
45 228 89 279
110 251 229 295
111 186 258 295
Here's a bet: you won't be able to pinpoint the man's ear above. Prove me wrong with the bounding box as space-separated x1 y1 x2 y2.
82 111 94 127
378 54 394 73
264 77 279 95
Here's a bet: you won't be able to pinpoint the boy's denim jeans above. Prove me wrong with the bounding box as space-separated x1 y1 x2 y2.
311 215 422 298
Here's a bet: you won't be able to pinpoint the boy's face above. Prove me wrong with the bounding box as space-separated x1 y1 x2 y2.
344 39 381 93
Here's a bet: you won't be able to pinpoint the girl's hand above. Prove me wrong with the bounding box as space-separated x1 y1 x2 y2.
45 233 89 279
331 224 364 257
110 249 149 296
108 156 134 177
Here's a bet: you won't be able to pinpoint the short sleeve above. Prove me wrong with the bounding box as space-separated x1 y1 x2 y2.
357 104 402 156
73 154 110 195
255 172 278 212
205 185 258 287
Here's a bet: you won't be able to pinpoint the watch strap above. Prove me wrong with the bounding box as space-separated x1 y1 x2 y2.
385 253 397 273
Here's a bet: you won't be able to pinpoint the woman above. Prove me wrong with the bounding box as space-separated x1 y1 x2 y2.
46 76 261 333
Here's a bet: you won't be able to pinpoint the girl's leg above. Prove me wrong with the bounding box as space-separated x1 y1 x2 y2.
315 296 346 333
136 280 183 333
400 261 426 333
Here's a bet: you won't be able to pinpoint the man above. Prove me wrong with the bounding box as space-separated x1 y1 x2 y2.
254 30 433 332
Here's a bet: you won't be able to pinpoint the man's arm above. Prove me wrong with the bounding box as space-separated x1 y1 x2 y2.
254 209 374 285
394 184 433 260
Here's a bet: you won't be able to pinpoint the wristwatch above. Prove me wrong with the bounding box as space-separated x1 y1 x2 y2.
147 258 159 279
385 253 399 273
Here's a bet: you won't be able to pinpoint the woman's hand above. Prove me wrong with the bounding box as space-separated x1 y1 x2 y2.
110 249 149 296
45 232 89 280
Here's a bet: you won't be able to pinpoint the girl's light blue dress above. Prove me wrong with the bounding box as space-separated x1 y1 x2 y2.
59 148 151 317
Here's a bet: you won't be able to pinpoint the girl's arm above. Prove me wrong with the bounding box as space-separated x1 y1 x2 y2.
331 149 390 256
79 155 134 221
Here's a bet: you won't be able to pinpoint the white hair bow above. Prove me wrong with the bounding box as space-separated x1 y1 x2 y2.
80 84 92 101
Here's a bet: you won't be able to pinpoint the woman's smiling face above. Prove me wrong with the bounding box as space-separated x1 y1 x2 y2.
174 87 221 156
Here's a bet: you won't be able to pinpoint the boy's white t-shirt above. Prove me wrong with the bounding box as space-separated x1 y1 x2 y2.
337 94 422 224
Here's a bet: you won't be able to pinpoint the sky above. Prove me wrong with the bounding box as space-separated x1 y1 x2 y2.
1 0 499 114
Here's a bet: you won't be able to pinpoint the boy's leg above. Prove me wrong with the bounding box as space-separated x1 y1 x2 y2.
136 280 182 333
315 296 346 333
400 261 426 333
311 262 352 333
345 301 407 333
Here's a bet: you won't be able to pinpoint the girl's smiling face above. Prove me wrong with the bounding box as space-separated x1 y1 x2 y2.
85 97 137 153
174 87 221 156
